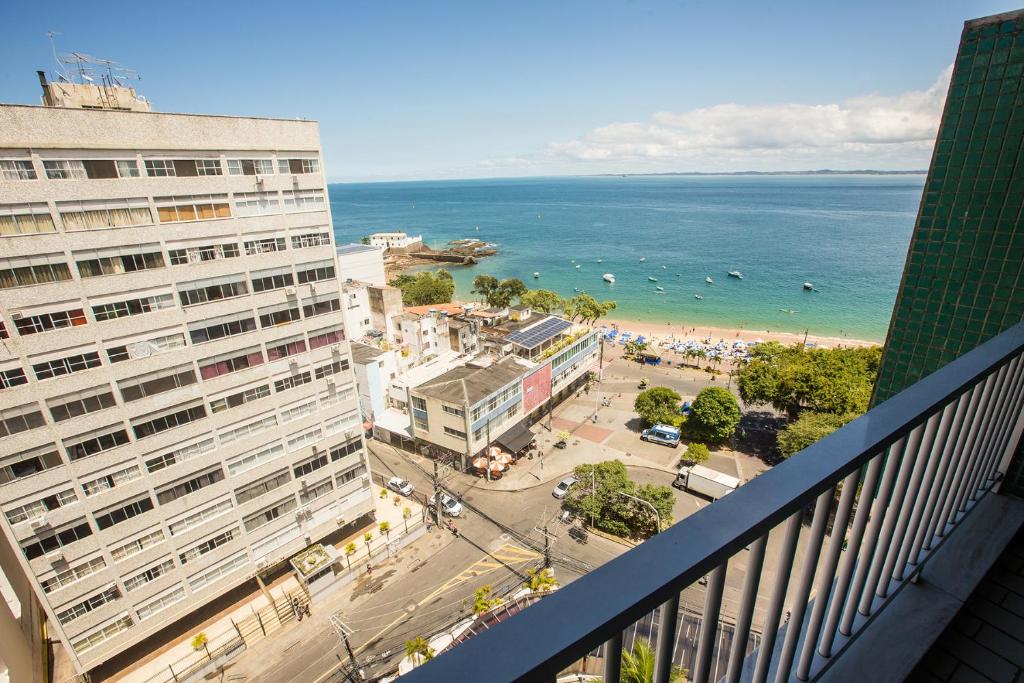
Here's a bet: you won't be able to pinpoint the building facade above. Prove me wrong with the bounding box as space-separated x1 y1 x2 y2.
874 10 1024 494
366 231 422 251
0 96 373 672
336 242 386 287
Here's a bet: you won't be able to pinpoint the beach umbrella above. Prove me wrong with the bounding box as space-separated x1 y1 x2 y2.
472 457 488 470
488 446 501 459
489 461 507 474
493 452 513 465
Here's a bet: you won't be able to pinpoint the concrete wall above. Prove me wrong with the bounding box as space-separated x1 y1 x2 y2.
337 246 386 287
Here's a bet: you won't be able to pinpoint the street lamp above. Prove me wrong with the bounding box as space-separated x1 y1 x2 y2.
617 491 661 534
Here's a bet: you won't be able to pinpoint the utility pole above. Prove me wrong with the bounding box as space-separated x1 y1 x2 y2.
432 461 441 526
543 524 551 568
330 616 363 681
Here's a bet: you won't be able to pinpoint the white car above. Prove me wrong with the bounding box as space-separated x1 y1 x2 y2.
386 476 414 496
430 491 463 517
552 476 578 499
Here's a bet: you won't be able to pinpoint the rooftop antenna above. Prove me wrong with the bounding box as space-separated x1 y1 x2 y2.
46 31 69 82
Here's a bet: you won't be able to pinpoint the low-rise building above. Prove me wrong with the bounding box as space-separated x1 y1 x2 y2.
336 243 386 287
367 232 422 251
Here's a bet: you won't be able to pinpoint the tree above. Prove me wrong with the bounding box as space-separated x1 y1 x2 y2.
472 585 504 615
623 340 650 360
191 632 211 660
777 411 858 458
620 638 687 683
343 542 357 569
634 386 682 426
405 636 435 666
389 270 455 306
360 236 371 245
520 289 563 313
402 506 413 532
686 387 742 442
634 483 675 535
736 342 882 419
363 531 374 558
524 567 558 593
565 460 674 539
683 442 710 465
471 274 499 302
562 293 616 325
379 521 391 540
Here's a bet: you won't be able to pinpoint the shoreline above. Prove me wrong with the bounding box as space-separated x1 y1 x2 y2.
598 317 881 349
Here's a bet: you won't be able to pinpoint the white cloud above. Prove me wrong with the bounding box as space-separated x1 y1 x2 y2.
512 66 953 173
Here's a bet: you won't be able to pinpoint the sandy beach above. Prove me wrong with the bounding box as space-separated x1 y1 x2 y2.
598 317 881 349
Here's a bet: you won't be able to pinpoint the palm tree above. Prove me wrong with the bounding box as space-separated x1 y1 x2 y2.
472 585 504 615
620 638 686 683
524 567 558 593
363 531 373 558
379 521 391 540
343 542 357 570
405 636 435 666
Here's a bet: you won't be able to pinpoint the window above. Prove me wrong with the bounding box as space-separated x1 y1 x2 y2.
72 616 133 654
22 520 93 560
0 203 54 235
300 478 333 504
244 496 297 532
57 585 120 625
123 559 174 592
210 384 270 414
314 358 350 379
287 426 323 452
144 437 216 473
58 197 151 230
199 348 264 379
227 442 285 476
244 236 286 255
219 414 278 446
5 489 79 525
145 160 175 177
110 529 165 562
15 308 87 335
168 499 233 536
280 398 317 424
76 247 165 278
442 404 465 417
116 160 140 177
119 365 197 402
267 336 306 361
293 451 329 478
302 296 340 318
308 326 344 350
283 189 326 211
234 191 280 217
44 160 87 180
81 465 142 496
179 528 237 564
0 254 72 289
189 551 248 591
92 293 175 322
274 371 312 393
335 462 367 487
277 158 320 174
155 194 231 222
168 242 239 265
0 321 6 339
136 587 186 621
227 159 275 175
33 351 102 380
95 496 154 530
106 332 186 363
179 275 248 306
296 261 335 284
1 159 37 180
189 312 256 344
325 411 358 436
47 385 117 422
291 232 331 249
251 267 294 293
329 438 362 462
444 426 467 439
259 302 301 328
65 426 130 461
0 445 63 485
1 367 27 390
156 468 225 505
132 403 207 439
0 403 46 437
40 556 106 594
196 159 222 176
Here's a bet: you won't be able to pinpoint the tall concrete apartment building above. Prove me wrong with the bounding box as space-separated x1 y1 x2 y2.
874 9 1024 495
0 80 373 673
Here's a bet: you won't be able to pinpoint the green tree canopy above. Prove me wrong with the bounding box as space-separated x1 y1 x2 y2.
471 274 498 302
634 386 682 426
683 442 710 464
736 342 882 418
389 270 455 306
686 387 742 443
562 293 616 324
471 274 527 308
623 340 650 359
520 289 563 313
777 411 858 458
565 460 674 538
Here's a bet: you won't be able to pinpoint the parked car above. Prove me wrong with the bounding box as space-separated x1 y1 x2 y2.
429 491 463 517
386 476 414 496
552 476 578 499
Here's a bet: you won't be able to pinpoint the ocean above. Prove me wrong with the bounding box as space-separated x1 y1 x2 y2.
328 175 925 342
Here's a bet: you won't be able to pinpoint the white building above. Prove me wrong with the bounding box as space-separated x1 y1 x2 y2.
336 243 386 287
0 81 373 673
366 232 422 251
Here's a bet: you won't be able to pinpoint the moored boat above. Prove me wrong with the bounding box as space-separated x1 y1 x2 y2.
803 282 814 290
603 273 616 283
728 270 743 279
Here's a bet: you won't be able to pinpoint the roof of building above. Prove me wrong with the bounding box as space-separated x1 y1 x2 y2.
350 342 386 365
404 302 467 316
413 355 534 405
505 317 573 350
336 243 382 256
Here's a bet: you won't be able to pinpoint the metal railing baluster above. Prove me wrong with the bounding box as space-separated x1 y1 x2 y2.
957 364 1011 507
975 354 1024 493
693 564 726 683
603 631 622 683
752 513 802 683
945 371 999 526
653 593 681 683
725 534 767 683
903 399 958 570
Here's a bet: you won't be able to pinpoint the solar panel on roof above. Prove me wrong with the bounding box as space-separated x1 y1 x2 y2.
506 317 572 349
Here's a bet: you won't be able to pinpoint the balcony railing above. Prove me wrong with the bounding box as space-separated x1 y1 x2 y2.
402 321 1024 683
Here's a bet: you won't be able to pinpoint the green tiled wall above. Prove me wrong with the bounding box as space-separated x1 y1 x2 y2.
875 16 1024 495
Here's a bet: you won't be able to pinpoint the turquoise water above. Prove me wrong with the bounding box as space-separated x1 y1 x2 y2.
328 175 925 341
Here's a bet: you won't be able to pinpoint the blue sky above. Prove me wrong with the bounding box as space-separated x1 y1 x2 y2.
0 1 1019 181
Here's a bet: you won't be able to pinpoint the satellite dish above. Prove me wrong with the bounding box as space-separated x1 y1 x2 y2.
127 342 153 359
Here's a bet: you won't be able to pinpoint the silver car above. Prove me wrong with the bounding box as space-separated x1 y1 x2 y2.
386 476 414 496
552 476 578 499
430 491 463 517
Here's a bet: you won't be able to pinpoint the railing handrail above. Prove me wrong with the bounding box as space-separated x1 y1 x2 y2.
401 320 1024 682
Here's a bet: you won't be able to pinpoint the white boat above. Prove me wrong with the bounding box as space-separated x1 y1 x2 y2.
648 276 658 282
533 272 540 279
694 294 704 300
662 265 667 269
597 258 603 263
705 276 713 284
655 286 664 292
603 273 616 283
803 282 814 290
639 257 646 262
575 264 581 269
728 270 743 279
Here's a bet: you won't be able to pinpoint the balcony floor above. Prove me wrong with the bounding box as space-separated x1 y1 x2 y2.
911 524 1024 683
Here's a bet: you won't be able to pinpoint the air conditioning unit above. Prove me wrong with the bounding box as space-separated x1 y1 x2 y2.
255 559 269 571
46 552 66 564
29 517 48 530
326 378 336 386
285 286 297 297
10 312 22 320
288 357 299 368
330 344 342 354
